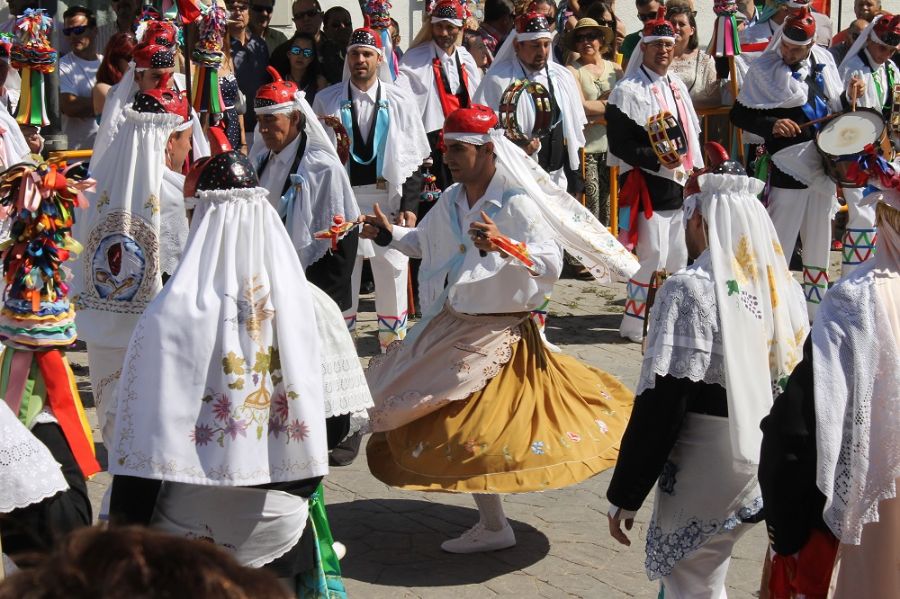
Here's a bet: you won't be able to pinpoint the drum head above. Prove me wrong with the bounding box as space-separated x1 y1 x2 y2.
817 110 884 156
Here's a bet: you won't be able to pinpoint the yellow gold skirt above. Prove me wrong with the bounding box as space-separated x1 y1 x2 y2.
367 319 634 493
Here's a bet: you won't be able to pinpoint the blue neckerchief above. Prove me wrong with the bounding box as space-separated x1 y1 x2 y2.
794 63 828 131
405 190 513 345
339 85 390 179
280 172 305 240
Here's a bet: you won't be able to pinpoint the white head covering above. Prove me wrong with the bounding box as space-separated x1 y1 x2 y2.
92 63 139 166
687 172 809 468
813 181 900 545
250 91 361 268
738 25 843 111
0 399 67 513
110 184 330 486
70 107 184 348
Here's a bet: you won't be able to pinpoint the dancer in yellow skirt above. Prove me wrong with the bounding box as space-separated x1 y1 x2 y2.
359 104 640 553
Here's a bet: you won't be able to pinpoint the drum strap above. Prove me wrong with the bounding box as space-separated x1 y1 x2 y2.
432 50 471 117
642 66 694 170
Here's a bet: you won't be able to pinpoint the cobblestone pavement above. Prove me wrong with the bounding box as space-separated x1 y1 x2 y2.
74 274 782 599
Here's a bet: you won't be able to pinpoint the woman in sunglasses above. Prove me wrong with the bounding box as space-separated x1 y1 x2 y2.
280 32 327 105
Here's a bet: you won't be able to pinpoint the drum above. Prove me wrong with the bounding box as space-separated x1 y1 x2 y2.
646 111 687 169
816 108 894 187
498 79 558 142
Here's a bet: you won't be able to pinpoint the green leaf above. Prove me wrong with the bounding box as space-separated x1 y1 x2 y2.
227 378 245 390
287 390 299 400
726 280 740 296
252 350 271 374
222 351 246 375
257 425 263 440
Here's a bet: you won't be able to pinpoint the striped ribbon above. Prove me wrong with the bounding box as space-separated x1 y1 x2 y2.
15 67 49 126
191 66 225 114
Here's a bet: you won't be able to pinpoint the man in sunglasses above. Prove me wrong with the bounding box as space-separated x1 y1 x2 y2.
268 0 324 86
59 5 101 150
249 0 287 55
319 6 353 85
620 0 664 67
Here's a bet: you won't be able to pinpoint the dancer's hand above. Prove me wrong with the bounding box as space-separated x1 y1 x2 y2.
359 203 393 239
848 75 865 106
469 211 507 257
607 508 634 546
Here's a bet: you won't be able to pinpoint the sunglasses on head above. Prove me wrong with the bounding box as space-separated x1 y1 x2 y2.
293 8 320 19
251 3 273 13
63 25 89 36
289 46 315 57
574 31 601 43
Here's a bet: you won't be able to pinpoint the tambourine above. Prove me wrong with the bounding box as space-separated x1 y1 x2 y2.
498 79 557 142
646 111 688 169
318 115 350 165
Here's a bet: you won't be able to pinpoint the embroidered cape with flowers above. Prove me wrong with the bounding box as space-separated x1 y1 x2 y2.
110 135 329 486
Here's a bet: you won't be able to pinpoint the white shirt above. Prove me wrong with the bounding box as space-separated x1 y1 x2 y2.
390 170 562 315
433 41 461 94
350 80 379 140
258 131 303 210
59 52 102 150
640 64 679 117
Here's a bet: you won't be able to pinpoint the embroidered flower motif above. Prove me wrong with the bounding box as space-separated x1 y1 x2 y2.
566 431 581 442
191 423 214 446
222 351 245 375
288 419 310 441
658 460 678 495
531 441 545 455
272 391 290 421
268 418 286 439
224 418 249 440
595 419 609 434
212 396 233 422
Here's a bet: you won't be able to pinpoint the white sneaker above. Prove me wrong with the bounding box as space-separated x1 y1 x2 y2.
332 541 346 561
440 522 516 554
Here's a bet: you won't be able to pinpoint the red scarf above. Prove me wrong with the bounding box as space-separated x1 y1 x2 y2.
432 54 470 117
619 168 653 249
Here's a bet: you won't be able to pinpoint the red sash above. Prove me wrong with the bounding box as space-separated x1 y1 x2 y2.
619 168 654 249
432 55 470 117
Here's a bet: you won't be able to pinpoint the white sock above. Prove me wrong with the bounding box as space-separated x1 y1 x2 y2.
473 493 508 532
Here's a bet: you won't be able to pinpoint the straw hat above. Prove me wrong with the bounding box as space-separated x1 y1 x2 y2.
565 18 613 51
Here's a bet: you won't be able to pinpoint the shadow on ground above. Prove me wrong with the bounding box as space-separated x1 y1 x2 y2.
329 499 550 587
546 313 632 346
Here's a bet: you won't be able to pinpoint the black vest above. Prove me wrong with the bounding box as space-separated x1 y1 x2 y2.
347 83 381 187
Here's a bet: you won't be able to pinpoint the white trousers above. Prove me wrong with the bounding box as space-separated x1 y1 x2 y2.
620 209 688 341
767 186 833 320
660 525 749 599
347 249 409 351
86 343 127 448
840 186 877 276
344 185 409 351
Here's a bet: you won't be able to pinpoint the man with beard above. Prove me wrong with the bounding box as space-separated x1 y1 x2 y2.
314 22 431 352
732 6 852 318
606 8 703 343
397 0 481 215
473 9 586 191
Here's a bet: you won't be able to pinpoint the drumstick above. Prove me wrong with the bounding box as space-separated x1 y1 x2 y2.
798 113 838 130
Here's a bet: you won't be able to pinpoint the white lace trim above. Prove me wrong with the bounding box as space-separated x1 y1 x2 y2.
0 405 68 512
195 187 269 205
814 265 900 545
636 260 727 395
120 106 183 127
